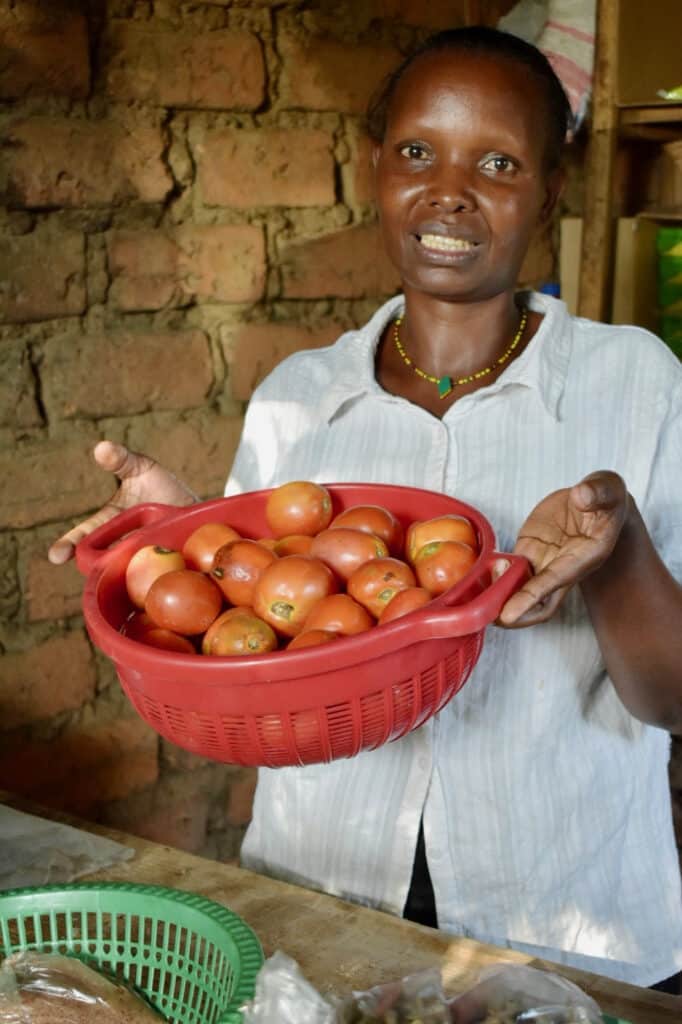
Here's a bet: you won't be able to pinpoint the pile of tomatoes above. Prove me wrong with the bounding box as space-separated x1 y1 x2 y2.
121 481 480 657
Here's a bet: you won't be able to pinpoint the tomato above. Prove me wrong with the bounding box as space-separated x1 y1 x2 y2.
413 540 478 596
287 628 340 650
310 528 389 583
121 610 157 640
377 586 431 625
181 522 240 572
406 514 478 564
211 539 277 606
125 545 186 609
145 569 223 635
139 628 197 654
330 504 404 556
265 481 333 538
302 593 373 635
257 537 278 551
253 555 338 637
347 557 416 618
273 534 314 557
202 607 277 657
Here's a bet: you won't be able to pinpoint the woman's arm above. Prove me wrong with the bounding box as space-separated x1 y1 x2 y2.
499 471 682 733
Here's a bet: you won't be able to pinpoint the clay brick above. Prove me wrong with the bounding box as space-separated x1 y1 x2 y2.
41 329 213 420
225 321 342 401
107 783 210 852
0 440 118 530
0 716 159 815
0 632 95 730
0 8 90 99
106 25 264 110
279 36 400 113
379 0 469 29
0 230 86 324
107 225 266 310
280 223 400 299
0 341 41 427
343 131 375 207
126 410 245 500
3 118 172 208
25 553 83 622
225 768 257 826
198 128 335 208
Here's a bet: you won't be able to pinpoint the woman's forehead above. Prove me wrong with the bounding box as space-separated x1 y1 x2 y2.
387 49 547 133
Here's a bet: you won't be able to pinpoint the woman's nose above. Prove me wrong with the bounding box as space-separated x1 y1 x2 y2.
426 166 476 213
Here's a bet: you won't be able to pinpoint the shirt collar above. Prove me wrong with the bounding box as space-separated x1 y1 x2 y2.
318 291 573 424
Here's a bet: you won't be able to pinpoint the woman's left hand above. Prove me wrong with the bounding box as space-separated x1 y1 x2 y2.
498 470 630 627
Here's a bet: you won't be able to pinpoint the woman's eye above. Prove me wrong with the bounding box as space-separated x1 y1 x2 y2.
399 143 429 161
481 154 515 173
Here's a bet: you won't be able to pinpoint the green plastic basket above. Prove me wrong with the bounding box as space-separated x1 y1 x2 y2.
0 882 263 1024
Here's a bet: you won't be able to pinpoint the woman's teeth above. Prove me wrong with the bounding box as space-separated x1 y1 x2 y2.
419 234 476 252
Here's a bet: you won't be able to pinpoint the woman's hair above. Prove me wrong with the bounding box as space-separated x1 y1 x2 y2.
366 26 573 171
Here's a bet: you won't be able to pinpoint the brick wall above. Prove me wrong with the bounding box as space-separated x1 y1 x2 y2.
4 0 675 869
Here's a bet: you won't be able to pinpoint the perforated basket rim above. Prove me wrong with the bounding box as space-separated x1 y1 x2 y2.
0 881 264 1024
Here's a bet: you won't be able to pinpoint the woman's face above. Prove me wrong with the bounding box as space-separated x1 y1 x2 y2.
373 50 563 303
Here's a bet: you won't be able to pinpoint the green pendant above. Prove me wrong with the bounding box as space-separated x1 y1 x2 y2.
438 375 452 398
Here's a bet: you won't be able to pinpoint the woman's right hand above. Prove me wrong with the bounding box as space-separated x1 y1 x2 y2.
47 440 198 565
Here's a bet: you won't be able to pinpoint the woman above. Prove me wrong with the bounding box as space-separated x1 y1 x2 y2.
49 28 682 988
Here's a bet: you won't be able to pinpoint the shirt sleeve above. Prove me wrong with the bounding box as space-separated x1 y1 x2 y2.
641 381 682 583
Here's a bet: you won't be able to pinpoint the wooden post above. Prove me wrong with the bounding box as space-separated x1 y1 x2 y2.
578 0 620 321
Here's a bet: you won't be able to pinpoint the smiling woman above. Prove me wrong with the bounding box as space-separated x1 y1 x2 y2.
48 25 682 994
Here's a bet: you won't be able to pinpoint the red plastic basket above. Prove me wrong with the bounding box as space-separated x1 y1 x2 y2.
76 483 529 768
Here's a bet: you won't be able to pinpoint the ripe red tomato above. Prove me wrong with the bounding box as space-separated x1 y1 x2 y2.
265 481 333 538
121 610 157 640
330 504 404 556
310 528 389 583
139 628 197 654
347 557 416 618
288 628 340 650
406 514 478 564
257 537 278 551
211 539 277 606
273 534 314 557
253 555 338 637
302 593 373 635
181 522 240 572
202 607 278 657
414 540 477 596
125 545 186 609
145 569 223 635
377 586 431 625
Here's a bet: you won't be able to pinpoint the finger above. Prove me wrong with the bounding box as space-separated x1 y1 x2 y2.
497 562 570 625
47 504 123 565
93 440 154 480
498 584 570 628
570 470 627 512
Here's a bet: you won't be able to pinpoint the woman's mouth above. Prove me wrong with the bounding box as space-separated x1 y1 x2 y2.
417 233 478 254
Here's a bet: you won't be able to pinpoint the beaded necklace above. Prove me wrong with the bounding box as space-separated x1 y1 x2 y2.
393 306 528 399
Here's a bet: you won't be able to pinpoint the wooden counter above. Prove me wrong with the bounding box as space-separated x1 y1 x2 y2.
1 793 679 1023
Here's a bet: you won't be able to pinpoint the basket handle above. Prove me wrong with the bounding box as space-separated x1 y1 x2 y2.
421 552 531 639
75 503 177 576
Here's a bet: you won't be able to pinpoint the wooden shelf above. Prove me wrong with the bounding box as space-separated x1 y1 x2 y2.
620 104 682 125
637 207 682 222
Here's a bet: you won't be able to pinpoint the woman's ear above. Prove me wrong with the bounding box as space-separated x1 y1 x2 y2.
540 166 565 223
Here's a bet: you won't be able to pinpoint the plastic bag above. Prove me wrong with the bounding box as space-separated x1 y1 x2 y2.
0 951 164 1023
449 965 602 1023
240 953 603 1024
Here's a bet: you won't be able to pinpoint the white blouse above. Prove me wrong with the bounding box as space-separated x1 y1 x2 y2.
225 291 682 985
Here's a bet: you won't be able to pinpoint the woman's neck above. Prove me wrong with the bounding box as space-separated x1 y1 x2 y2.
398 288 524 380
